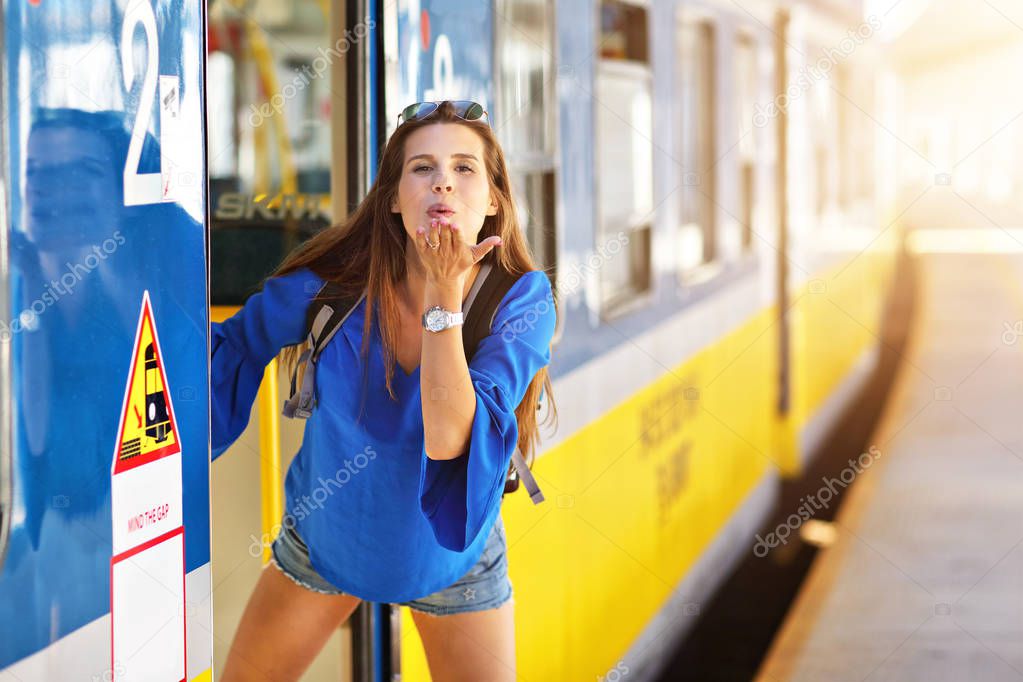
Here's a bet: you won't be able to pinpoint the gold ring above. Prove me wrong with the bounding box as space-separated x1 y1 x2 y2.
426 238 440 249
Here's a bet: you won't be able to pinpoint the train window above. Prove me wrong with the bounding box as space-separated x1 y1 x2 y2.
495 0 556 158
837 64 874 219
809 44 837 220
510 169 557 281
837 64 851 209
811 78 830 218
597 0 653 312
735 32 757 253
677 16 717 274
495 0 558 277
599 0 648 62
208 1 335 306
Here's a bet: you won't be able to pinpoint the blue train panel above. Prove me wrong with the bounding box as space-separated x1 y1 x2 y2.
395 0 493 111
0 1 210 680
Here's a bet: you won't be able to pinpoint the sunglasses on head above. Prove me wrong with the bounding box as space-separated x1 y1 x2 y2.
396 100 489 128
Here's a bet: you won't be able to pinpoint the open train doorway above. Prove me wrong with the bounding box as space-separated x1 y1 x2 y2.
207 0 375 678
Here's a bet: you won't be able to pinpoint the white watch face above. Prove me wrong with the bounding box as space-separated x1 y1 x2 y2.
425 309 448 331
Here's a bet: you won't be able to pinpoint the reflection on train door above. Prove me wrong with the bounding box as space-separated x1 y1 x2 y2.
0 0 210 678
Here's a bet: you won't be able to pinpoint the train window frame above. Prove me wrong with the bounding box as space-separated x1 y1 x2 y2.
493 0 561 343
595 0 655 318
676 11 718 284
734 29 758 255
808 39 838 222
836 63 873 222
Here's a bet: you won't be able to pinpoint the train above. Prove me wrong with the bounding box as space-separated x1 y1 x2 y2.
0 0 898 680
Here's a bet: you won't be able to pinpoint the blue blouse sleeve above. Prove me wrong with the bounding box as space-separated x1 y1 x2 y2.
211 268 323 461
418 270 557 551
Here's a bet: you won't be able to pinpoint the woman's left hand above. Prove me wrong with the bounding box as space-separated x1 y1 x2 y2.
415 218 502 285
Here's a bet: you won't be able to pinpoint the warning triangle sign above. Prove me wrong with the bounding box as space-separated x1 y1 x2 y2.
112 291 181 474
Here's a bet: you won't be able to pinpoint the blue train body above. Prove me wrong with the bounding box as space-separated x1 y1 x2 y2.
0 1 209 678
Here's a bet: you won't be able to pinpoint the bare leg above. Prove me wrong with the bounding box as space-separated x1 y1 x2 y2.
410 600 516 682
220 563 362 682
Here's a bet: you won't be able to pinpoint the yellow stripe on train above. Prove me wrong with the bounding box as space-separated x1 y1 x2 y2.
399 248 892 680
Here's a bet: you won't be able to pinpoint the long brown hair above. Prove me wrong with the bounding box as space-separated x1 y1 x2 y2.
271 101 558 468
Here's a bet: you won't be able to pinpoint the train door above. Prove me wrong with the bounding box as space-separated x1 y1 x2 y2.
0 1 211 679
207 0 381 678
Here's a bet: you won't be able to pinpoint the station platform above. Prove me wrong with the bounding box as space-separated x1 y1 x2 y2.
756 248 1023 681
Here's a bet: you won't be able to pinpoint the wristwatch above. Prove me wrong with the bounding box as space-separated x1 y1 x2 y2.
422 305 464 333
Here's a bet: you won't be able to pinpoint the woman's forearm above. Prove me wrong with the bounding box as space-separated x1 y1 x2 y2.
420 277 476 460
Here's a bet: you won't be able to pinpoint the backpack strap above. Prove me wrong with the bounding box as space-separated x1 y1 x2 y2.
282 282 364 419
461 261 516 358
462 263 545 505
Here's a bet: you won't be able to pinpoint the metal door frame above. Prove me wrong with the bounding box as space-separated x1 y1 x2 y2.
342 0 394 679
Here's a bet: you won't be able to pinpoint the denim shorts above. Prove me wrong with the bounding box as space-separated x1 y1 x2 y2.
269 515 513 616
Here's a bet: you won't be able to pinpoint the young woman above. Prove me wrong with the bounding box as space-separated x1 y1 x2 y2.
212 100 558 681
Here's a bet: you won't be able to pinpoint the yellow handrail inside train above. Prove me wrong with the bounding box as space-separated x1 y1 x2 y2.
210 305 283 564
256 360 282 564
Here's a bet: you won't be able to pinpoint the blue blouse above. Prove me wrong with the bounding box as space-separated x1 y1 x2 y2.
211 267 556 602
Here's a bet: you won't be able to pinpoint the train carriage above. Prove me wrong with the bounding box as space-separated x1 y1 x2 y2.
0 0 897 680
